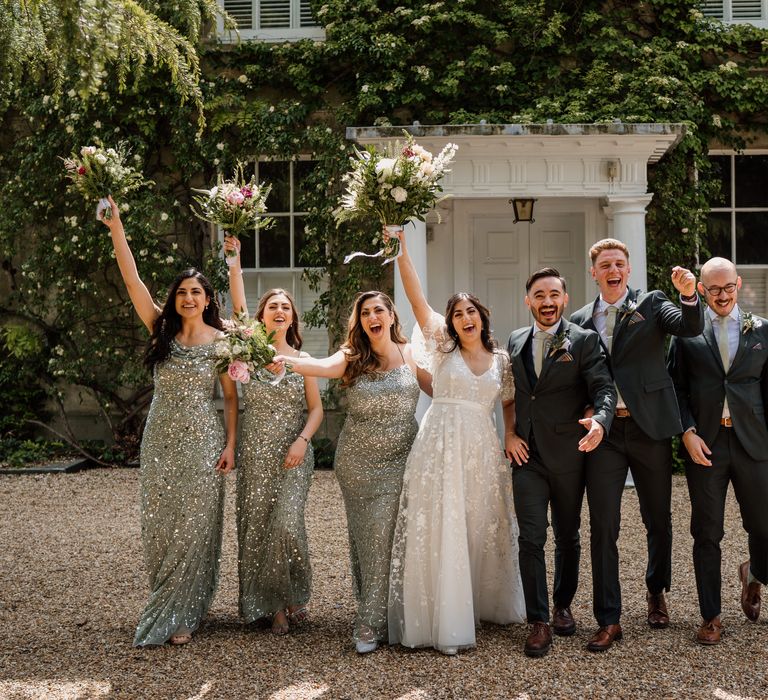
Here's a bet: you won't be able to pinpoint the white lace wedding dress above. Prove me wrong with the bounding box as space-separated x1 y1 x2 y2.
388 312 526 652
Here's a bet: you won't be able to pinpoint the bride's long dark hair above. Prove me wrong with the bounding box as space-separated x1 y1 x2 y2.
143 269 224 370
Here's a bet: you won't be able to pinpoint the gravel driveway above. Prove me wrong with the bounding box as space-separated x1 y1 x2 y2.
1 469 766 700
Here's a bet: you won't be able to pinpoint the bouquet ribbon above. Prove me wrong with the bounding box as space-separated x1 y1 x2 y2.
343 224 406 266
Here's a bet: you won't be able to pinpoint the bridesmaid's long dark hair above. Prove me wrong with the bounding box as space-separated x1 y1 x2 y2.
341 290 407 387
144 269 224 370
443 292 497 353
256 288 303 350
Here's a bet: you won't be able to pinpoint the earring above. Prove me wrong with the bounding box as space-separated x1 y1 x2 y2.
205 304 209 309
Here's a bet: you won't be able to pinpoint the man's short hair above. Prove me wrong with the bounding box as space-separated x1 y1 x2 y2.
526 267 567 293
589 238 630 265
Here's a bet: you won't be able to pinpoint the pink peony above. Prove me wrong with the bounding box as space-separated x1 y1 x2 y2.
227 190 245 206
227 360 250 384
242 327 254 337
240 186 253 199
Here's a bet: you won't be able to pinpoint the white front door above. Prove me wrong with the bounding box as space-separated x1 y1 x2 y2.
471 211 586 342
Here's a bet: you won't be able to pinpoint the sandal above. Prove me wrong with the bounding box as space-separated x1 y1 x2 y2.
271 609 289 636
287 605 308 625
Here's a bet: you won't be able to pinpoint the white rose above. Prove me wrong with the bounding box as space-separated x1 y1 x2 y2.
95 153 107 164
238 74 248 83
94 121 102 129
419 161 435 177
216 142 225 151
375 158 396 180
390 186 408 203
160 212 169 221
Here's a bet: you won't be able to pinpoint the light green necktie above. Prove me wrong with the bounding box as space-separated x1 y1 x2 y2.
718 316 731 418
605 305 625 407
534 330 549 377
717 316 731 370
605 306 618 352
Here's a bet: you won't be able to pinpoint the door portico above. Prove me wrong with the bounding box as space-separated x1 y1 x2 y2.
346 123 686 337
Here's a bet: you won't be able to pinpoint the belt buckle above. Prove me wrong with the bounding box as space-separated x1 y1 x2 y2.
615 408 631 418
721 416 733 428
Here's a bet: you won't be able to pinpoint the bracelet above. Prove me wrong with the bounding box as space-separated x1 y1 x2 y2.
297 435 309 444
680 292 697 302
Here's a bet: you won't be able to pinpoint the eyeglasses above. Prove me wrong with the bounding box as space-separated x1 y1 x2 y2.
702 282 737 296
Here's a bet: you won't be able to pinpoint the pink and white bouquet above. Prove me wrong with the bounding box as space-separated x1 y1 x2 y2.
192 163 273 266
62 143 152 220
335 134 458 263
214 314 284 385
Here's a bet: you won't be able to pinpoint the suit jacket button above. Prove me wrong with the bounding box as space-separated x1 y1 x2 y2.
531 395 536 400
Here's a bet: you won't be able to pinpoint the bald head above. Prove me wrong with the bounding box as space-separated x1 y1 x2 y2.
700 257 737 285
697 257 741 317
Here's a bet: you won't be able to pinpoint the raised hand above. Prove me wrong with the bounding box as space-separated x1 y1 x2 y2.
671 266 697 297
98 195 122 231
223 234 241 259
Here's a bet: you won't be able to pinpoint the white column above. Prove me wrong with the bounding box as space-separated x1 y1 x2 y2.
603 194 653 292
394 219 427 337
394 219 431 422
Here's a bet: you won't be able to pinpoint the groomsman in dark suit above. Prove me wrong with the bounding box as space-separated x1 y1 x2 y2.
569 238 703 651
668 257 768 644
506 268 616 657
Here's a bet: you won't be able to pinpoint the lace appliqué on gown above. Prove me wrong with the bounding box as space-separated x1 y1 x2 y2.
388 313 525 652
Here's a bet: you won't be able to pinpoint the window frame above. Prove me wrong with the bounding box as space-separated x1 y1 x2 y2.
217 0 325 42
707 149 768 268
700 0 768 28
218 156 320 273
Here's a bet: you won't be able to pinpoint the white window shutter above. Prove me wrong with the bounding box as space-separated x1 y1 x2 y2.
732 0 763 18
300 0 318 27
223 0 254 29
259 0 291 28
700 0 725 17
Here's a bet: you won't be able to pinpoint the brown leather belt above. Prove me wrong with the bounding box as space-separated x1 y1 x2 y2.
615 408 631 418
720 417 733 428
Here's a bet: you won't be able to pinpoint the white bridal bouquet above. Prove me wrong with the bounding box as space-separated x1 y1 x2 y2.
192 163 272 266
215 314 285 385
62 143 153 220
335 134 458 263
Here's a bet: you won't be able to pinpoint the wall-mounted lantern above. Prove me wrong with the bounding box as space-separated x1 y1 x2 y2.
509 198 537 223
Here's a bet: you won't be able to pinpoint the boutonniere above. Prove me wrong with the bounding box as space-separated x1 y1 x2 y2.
742 312 763 334
548 328 571 357
618 298 645 325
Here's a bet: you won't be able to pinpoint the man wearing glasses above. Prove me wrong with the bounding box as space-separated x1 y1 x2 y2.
668 257 768 645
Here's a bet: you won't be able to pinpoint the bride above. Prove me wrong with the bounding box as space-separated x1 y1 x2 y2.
387 228 525 655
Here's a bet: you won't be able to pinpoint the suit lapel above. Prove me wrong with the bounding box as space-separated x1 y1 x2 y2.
510 329 533 393
702 316 726 371
611 288 637 351
731 311 748 369
585 296 609 355
537 320 565 385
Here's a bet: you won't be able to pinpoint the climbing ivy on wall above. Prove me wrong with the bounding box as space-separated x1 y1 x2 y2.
1 0 766 454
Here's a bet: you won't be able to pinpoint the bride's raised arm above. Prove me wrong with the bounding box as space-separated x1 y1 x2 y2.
100 195 161 332
390 227 434 330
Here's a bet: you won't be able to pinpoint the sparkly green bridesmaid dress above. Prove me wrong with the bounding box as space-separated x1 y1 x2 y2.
334 365 419 643
133 340 225 646
236 372 314 621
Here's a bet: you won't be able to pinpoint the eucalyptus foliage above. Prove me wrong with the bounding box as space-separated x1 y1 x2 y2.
1 0 767 458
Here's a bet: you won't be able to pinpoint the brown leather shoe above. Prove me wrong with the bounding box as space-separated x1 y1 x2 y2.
524 622 552 658
696 617 722 645
739 561 762 622
586 624 623 652
646 591 670 629
551 606 576 637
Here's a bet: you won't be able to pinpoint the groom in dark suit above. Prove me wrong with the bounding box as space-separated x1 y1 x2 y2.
668 257 768 644
570 238 703 651
506 267 616 657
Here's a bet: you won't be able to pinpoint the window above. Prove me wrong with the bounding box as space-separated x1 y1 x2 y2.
219 0 324 41
700 0 768 26
706 153 768 265
223 159 328 358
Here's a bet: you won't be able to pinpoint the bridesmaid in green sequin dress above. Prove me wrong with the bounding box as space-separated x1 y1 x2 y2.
224 238 323 636
101 197 238 647
274 291 431 654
